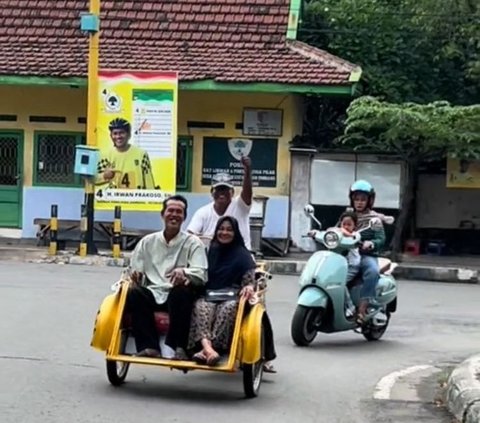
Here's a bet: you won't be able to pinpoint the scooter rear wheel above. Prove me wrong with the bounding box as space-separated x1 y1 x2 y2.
362 313 390 341
291 306 322 346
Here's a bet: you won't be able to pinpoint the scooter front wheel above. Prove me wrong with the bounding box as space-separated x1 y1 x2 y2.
291 306 323 346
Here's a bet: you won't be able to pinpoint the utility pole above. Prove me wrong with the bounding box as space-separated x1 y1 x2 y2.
82 0 100 255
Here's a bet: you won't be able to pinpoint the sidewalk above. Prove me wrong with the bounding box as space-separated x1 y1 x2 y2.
0 239 479 283
446 354 480 423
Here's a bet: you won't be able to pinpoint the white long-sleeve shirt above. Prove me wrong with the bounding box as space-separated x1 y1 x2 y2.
130 231 208 304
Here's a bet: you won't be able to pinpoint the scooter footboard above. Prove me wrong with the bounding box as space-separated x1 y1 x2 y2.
297 286 329 309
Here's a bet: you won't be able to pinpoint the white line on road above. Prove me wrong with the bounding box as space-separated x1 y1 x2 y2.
373 365 434 400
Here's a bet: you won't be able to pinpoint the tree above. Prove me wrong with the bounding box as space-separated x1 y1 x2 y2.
339 96 480 257
293 96 350 149
299 0 480 105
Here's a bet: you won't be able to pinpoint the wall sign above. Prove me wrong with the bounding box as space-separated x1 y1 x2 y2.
446 157 480 189
242 108 283 137
202 137 278 188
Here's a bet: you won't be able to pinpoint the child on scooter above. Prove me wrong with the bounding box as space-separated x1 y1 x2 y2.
338 211 360 318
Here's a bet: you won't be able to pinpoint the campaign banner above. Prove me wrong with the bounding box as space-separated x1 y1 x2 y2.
95 70 178 211
446 157 480 189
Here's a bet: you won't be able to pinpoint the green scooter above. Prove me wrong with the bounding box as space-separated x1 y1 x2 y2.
291 205 398 346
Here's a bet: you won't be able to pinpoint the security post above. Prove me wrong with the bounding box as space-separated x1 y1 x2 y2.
74 145 100 255
78 0 101 255
48 204 58 256
112 206 122 258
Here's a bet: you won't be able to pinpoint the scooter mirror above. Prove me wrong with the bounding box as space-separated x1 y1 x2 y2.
303 204 322 229
304 204 315 217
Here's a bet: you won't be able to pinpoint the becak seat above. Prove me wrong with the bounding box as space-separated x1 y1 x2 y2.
122 312 170 335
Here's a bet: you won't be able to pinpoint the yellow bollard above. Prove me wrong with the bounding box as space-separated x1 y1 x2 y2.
79 204 88 257
112 206 122 258
48 205 58 256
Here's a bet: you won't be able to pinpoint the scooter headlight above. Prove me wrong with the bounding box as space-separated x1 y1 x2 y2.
324 231 340 249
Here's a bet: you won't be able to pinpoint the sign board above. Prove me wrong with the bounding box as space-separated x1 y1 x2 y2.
243 108 283 137
95 70 178 211
446 157 480 189
202 137 278 188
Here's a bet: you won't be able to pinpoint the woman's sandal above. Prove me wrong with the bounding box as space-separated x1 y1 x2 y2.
192 351 207 364
205 351 221 366
263 362 277 374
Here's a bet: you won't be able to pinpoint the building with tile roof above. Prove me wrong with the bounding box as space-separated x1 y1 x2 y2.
0 0 362 248
0 0 360 89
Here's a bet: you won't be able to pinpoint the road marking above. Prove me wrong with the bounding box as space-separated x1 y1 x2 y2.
373 365 434 400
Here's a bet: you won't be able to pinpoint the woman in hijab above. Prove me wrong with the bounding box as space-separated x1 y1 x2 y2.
189 216 257 365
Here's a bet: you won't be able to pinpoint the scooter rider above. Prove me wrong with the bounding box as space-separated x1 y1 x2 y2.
348 180 386 324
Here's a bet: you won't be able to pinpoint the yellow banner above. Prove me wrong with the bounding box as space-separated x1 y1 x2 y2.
446 158 480 189
95 70 178 211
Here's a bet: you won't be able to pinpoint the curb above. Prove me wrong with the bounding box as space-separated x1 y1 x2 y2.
0 248 479 284
266 260 479 284
446 354 480 423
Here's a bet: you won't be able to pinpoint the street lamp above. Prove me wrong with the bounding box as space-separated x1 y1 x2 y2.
79 0 101 255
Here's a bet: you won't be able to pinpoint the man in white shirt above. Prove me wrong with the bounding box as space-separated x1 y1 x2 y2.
187 156 253 249
127 195 208 359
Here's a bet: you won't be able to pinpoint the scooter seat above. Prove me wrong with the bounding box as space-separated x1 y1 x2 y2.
378 257 392 274
123 312 170 335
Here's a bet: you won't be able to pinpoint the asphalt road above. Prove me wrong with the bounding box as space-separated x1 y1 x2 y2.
1 261 479 423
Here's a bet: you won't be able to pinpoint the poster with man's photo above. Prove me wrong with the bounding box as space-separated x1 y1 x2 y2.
447 157 480 189
94 70 178 211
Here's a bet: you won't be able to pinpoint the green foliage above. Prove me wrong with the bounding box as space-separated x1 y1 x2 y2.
296 96 350 148
340 96 480 161
299 0 480 105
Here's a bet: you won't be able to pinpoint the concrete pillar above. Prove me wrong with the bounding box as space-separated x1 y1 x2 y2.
289 148 316 252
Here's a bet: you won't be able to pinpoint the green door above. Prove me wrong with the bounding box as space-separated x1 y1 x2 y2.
0 132 23 227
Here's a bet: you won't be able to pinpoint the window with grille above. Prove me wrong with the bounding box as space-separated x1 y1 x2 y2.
0 135 19 186
34 132 85 186
176 136 193 191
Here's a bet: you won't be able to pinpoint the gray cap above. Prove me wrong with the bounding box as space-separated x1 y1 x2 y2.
211 172 234 189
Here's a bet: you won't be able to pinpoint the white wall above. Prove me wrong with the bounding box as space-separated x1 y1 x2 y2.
288 152 404 252
310 154 404 208
416 174 480 229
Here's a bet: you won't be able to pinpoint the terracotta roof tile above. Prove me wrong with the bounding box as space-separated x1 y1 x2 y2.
0 0 359 86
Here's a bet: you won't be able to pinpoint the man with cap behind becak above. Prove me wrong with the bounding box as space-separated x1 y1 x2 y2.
187 156 253 250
